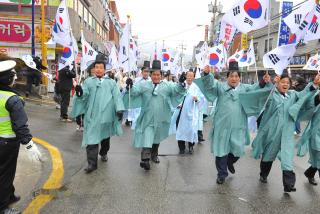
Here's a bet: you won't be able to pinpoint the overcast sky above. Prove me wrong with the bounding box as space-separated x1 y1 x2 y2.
116 0 302 58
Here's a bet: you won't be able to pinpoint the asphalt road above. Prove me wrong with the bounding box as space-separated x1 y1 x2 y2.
13 102 320 214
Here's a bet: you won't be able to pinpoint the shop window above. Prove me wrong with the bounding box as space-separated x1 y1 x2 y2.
0 5 18 13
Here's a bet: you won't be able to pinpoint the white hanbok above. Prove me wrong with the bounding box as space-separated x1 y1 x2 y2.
170 82 205 143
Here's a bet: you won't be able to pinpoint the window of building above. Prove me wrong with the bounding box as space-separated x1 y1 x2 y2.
92 19 96 30
74 0 78 13
0 5 18 13
78 1 83 18
264 38 273 53
83 7 88 23
89 13 93 28
21 6 41 15
269 38 273 51
253 42 258 56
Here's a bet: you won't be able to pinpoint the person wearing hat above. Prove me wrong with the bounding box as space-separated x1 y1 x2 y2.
128 61 151 129
240 73 320 192
194 62 272 184
0 60 42 214
71 59 125 174
123 60 186 170
24 56 46 97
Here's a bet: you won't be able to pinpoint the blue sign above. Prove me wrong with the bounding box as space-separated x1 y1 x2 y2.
278 1 293 46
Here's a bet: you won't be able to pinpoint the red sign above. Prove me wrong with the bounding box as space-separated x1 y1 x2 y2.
0 21 31 43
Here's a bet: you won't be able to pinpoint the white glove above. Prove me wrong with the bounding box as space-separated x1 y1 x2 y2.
24 140 42 162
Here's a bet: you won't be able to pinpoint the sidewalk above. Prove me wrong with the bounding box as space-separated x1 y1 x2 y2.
12 148 43 211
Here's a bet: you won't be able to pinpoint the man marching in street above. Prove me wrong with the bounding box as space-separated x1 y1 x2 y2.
240 73 320 192
194 62 272 184
296 91 320 186
71 57 125 174
171 70 205 154
124 60 186 170
129 61 151 129
0 60 42 214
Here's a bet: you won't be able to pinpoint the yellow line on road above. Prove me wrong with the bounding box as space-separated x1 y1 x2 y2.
23 137 64 214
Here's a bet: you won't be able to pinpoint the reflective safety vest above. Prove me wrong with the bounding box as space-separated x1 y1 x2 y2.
0 90 16 138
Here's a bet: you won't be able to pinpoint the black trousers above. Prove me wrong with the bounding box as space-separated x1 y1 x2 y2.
260 161 296 187
304 166 319 178
215 153 239 179
76 114 84 127
177 140 194 151
26 71 41 93
141 144 159 161
86 138 110 167
0 141 20 211
60 90 71 119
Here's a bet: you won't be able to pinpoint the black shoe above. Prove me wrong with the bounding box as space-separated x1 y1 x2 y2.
216 177 225 185
101 155 108 162
1 208 21 214
9 195 21 205
125 120 131 126
259 176 268 183
84 165 97 174
179 150 185 155
140 161 150 170
188 144 194 154
307 177 318 186
284 185 296 193
151 156 160 164
227 162 235 174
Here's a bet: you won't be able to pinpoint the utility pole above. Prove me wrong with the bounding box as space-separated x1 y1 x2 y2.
208 0 222 47
154 41 157 60
31 0 35 56
209 0 217 46
41 0 48 85
178 42 186 72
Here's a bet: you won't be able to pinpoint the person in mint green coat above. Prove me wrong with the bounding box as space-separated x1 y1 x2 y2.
123 60 186 171
240 73 320 192
71 60 125 174
296 93 320 185
194 62 272 184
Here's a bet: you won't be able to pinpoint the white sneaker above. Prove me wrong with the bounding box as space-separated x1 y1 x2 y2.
76 125 81 131
56 105 61 109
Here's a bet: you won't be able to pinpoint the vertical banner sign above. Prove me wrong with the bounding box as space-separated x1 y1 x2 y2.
241 33 248 49
278 1 293 46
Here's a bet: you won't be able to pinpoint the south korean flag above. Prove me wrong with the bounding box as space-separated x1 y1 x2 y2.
207 44 227 72
222 0 269 33
283 0 316 35
304 5 320 42
263 44 296 75
303 53 320 70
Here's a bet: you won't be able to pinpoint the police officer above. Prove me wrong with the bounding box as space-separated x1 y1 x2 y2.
0 60 42 214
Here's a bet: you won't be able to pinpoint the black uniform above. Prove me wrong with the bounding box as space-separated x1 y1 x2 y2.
0 87 32 212
58 67 76 119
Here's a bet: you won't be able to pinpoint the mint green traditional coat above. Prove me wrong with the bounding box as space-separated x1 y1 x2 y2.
123 81 185 148
240 83 317 171
297 93 320 168
194 73 271 157
71 76 125 147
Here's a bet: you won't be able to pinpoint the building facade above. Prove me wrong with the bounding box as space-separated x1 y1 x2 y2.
0 0 121 91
